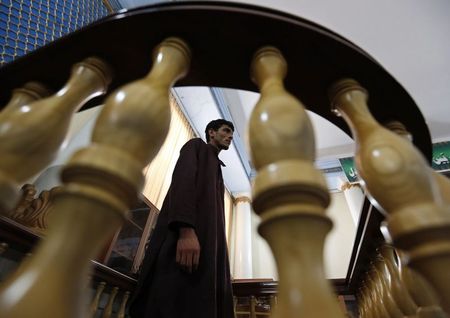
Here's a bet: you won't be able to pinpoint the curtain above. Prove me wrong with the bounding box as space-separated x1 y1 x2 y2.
142 94 195 209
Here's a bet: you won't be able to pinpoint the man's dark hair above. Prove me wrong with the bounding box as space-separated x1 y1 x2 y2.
205 119 234 142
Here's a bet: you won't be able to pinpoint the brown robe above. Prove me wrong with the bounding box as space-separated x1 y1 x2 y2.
129 138 234 318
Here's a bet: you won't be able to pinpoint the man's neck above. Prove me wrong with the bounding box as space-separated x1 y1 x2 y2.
208 141 221 153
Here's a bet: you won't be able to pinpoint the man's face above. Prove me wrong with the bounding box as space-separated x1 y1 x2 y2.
208 125 234 150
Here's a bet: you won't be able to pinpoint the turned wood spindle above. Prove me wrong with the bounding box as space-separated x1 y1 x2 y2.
269 295 278 315
384 121 450 206
385 121 449 318
248 47 344 318
376 246 418 316
0 82 51 112
356 289 366 318
0 37 191 318
366 269 394 318
90 281 106 318
393 248 448 318
0 59 111 214
0 83 50 215
117 291 130 318
357 288 371 318
370 261 404 318
250 295 257 318
0 242 8 256
361 280 384 318
329 79 450 314
101 286 118 318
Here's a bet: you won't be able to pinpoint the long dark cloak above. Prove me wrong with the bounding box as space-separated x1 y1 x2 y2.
129 138 234 318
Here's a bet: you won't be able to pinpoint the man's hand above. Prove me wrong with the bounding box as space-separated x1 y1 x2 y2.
176 227 200 273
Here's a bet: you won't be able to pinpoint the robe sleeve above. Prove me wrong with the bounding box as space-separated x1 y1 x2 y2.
167 138 200 230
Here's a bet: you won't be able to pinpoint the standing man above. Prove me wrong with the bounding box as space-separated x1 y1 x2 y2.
129 119 235 318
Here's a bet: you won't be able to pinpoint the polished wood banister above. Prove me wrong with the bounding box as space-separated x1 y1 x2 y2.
0 2 431 163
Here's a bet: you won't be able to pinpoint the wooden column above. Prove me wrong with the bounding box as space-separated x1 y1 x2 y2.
248 46 344 317
329 78 450 314
0 37 191 318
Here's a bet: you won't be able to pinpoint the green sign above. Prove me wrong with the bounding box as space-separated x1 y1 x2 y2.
432 141 450 171
339 157 358 183
339 141 450 183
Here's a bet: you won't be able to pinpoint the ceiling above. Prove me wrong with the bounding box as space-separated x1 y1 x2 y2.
118 0 450 196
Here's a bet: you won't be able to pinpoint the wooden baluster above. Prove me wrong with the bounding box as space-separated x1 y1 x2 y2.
0 242 8 255
90 282 106 318
356 290 364 318
384 121 449 318
0 58 111 214
101 286 118 318
337 295 348 316
357 288 370 318
0 81 51 195
0 82 51 112
395 250 447 318
362 280 381 318
366 270 393 318
116 291 129 318
375 248 418 317
362 281 380 318
370 261 403 318
248 46 344 318
250 295 256 318
269 295 277 316
329 79 450 314
384 121 450 206
0 37 191 318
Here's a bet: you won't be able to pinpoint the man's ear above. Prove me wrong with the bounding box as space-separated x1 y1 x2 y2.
208 128 215 138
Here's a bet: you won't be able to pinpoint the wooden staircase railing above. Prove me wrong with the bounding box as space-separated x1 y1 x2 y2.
0 2 442 317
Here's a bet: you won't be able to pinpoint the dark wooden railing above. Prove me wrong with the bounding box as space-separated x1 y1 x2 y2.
0 214 359 317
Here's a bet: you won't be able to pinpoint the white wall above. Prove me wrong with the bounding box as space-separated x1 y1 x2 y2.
249 191 357 280
32 106 103 192
251 212 278 279
324 192 357 279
